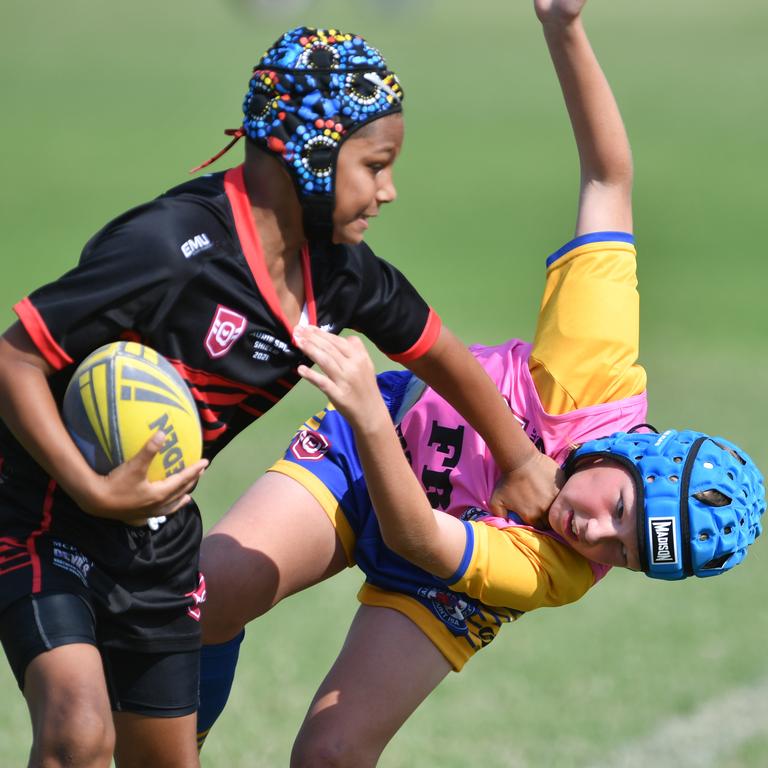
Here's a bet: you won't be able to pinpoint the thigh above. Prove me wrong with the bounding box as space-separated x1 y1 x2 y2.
1 591 97 690
291 605 451 768
107 646 200 766
24 641 111 720
200 471 348 642
24 643 115 766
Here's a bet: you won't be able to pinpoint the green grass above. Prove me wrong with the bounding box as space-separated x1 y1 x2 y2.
1 0 767 765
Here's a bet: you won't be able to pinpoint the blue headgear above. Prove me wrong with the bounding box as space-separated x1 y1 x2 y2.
567 429 765 580
193 27 404 241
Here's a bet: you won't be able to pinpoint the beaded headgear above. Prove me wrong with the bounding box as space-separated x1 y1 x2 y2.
193 27 404 240
566 429 765 580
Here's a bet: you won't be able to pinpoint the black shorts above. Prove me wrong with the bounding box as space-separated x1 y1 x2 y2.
0 451 205 694
0 592 199 716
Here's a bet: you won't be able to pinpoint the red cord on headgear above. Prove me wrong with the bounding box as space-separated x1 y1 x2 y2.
189 128 246 174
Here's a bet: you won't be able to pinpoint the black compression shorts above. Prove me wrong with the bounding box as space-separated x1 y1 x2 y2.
0 592 200 716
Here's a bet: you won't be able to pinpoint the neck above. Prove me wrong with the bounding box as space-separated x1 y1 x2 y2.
242 144 306 265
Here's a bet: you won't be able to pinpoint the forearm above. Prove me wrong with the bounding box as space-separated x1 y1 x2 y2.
350 401 464 578
407 328 536 473
542 15 633 231
0 337 98 504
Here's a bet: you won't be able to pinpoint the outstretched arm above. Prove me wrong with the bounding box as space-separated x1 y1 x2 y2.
536 0 633 233
529 0 642 416
293 325 467 578
405 326 560 524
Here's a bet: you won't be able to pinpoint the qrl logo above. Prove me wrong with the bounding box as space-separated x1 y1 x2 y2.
290 429 330 461
205 306 247 359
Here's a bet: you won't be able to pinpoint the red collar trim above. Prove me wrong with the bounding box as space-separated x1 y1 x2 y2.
224 165 316 335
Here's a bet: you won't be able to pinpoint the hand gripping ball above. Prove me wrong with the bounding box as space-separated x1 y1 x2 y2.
63 342 202 482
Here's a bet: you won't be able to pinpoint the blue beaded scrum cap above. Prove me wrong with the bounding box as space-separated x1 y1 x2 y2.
246 27 403 239
567 429 765 580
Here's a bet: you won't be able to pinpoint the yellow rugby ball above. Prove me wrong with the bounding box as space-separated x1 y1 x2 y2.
63 342 202 482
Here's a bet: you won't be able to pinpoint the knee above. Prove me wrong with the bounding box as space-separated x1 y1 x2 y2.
291 729 375 768
31 701 115 767
200 537 278 643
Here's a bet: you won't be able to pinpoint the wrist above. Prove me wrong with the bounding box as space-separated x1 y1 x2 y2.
66 470 107 516
496 443 540 475
348 400 392 439
541 14 583 39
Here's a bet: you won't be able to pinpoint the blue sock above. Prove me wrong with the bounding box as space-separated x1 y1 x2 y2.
197 630 245 750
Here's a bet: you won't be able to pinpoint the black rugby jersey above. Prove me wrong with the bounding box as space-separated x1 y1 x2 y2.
11 165 441 465
0 166 440 650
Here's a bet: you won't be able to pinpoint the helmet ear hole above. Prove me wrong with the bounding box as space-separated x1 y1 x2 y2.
693 489 732 507
701 552 734 570
714 441 747 465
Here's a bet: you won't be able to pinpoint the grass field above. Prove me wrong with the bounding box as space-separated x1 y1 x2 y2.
1 0 767 765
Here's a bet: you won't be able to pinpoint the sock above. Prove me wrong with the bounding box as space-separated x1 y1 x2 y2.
197 629 245 751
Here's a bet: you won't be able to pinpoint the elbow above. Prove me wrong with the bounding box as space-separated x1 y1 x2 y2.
380 527 416 561
380 526 435 572
583 153 634 192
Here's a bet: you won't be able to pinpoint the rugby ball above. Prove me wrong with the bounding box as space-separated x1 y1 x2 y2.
63 342 202 482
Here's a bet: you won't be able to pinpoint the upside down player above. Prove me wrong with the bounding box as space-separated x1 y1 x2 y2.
0 27 561 768
198 1 766 764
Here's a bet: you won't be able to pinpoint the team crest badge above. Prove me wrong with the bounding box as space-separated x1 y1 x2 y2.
417 586 476 631
205 305 247 358
290 428 330 461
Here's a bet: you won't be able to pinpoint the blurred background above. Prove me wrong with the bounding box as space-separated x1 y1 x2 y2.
1 0 767 765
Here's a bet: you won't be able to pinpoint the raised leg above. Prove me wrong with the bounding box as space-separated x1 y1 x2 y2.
291 605 451 768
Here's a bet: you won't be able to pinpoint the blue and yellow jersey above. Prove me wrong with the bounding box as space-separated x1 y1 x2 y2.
271 233 649 670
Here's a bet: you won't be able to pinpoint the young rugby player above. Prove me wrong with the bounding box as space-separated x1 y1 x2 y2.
197 2 766 764
0 28 555 768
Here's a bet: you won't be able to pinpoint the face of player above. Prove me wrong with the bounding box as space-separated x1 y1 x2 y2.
332 113 403 244
548 457 641 570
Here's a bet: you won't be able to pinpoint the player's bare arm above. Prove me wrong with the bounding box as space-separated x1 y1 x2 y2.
404 326 562 526
536 0 633 234
294 324 467 578
0 324 207 525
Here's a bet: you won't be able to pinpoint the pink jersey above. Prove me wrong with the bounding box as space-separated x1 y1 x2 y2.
399 337 648 579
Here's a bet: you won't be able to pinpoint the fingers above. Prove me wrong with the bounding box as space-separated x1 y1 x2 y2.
294 327 372 387
486 498 508 518
293 326 347 375
151 459 208 499
297 363 334 397
131 430 166 472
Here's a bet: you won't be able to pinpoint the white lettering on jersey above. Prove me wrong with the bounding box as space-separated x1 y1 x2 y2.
181 233 212 258
252 332 292 362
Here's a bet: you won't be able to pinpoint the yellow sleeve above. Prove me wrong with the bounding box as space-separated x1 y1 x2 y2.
447 521 595 611
529 234 647 415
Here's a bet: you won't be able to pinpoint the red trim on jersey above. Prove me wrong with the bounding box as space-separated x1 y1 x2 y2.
387 309 443 364
166 357 280 402
13 298 74 371
28 479 56 593
299 243 317 327
238 403 265 418
202 425 228 442
224 166 316 337
0 537 32 576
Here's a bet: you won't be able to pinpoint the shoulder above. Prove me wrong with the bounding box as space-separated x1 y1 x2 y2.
315 240 378 269
503 525 597 605
81 173 231 268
